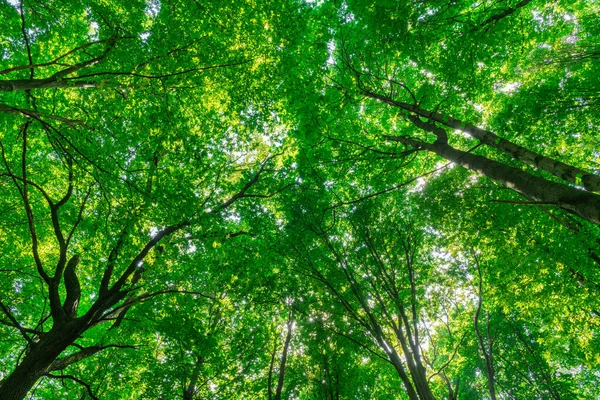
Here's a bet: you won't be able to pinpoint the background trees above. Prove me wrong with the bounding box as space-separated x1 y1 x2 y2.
0 0 599 398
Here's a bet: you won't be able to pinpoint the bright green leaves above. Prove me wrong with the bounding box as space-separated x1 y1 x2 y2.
0 0 599 398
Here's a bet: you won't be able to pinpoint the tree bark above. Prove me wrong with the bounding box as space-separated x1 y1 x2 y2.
385 347 420 400
364 90 600 193
394 318 436 400
386 134 600 225
403 246 436 400
0 321 86 400
273 318 293 400
0 224 185 399
473 259 497 400
0 78 97 91
368 317 420 400
183 355 204 400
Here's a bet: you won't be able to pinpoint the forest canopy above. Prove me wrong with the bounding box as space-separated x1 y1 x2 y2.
0 0 599 398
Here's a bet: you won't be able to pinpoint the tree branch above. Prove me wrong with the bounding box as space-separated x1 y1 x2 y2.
479 0 533 30
0 36 131 76
45 373 99 400
0 104 89 128
0 299 33 344
0 130 51 285
48 344 136 372
213 153 280 212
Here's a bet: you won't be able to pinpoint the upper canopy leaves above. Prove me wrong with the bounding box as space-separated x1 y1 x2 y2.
0 0 599 399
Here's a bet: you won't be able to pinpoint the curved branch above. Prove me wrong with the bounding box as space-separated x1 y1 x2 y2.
0 130 50 284
48 344 136 372
45 374 99 400
107 222 190 296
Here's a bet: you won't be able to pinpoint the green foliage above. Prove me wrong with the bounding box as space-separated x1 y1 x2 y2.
0 0 599 399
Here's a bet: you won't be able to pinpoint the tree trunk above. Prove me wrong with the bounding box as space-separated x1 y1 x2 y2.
0 322 85 400
386 135 600 225
394 325 436 400
364 90 600 192
386 348 421 400
273 319 293 400
267 342 277 400
473 261 497 400
183 355 204 400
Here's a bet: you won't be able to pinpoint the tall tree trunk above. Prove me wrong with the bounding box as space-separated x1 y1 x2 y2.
364 303 420 399
403 247 436 400
385 134 600 225
267 341 277 400
364 90 600 192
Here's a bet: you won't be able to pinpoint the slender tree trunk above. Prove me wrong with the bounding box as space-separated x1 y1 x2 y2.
386 135 600 225
273 319 293 400
363 306 420 399
442 374 459 400
385 348 421 400
403 249 436 400
475 318 497 400
394 322 436 400
183 355 204 400
364 90 600 192
267 342 277 400
473 255 497 400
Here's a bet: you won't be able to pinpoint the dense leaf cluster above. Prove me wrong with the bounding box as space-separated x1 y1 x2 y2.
0 0 599 398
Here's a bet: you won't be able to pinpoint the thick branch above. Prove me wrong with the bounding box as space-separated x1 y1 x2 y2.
479 0 533 29
62 256 81 319
385 133 600 225
0 79 99 91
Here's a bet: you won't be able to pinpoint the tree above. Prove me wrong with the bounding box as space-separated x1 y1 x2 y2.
283 197 462 399
0 0 297 398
